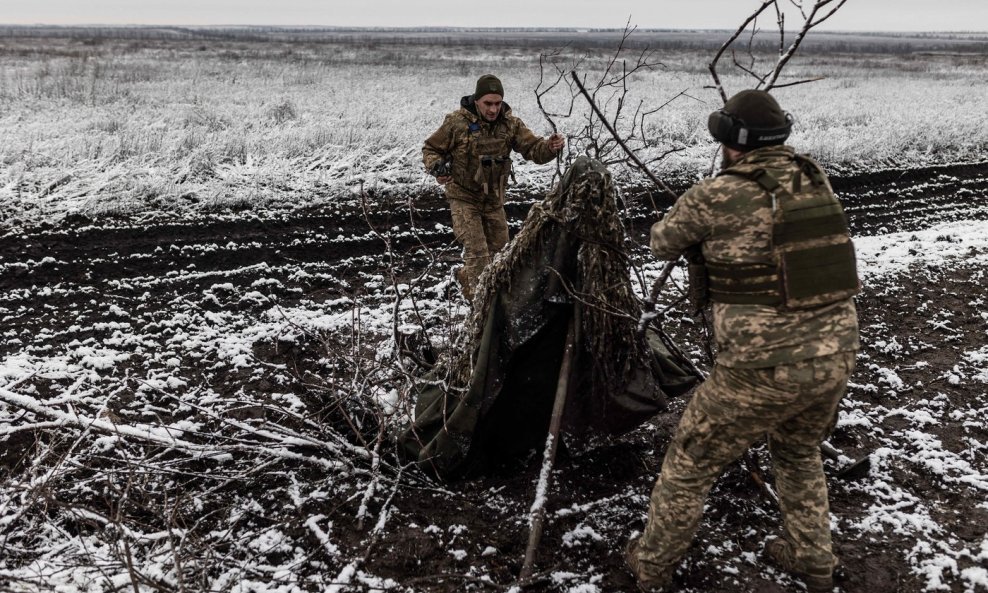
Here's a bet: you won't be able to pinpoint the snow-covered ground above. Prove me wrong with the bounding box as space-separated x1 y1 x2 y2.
1 35 987 224
1 29 987 593
1 206 986 592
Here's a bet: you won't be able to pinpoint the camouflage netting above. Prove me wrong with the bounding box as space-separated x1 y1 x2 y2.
400 156 698 480
464 157 650 402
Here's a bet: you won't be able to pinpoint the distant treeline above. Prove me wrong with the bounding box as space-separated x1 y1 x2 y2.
1 25 987 55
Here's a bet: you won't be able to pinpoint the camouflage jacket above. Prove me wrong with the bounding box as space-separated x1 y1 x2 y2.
423 96 557 205
650 145 860 368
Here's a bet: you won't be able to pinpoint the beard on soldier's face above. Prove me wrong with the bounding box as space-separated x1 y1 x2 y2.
721 146 745 169
720 146 734 169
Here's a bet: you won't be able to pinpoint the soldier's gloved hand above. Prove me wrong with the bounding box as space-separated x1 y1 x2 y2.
436 176 451 186
548 133 565 153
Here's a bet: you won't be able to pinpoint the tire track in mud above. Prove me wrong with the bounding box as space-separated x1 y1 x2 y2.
621 159 988 237
835 161 988 235
1 163 986 593
1 160 986 353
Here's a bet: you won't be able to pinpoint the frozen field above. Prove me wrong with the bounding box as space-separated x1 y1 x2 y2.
1 30 987 222
1 28 987 593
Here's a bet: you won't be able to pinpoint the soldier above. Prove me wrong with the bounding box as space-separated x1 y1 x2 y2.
626 90 860 593
423 74 564 302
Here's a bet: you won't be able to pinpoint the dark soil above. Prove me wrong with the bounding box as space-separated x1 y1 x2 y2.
2 161 987 592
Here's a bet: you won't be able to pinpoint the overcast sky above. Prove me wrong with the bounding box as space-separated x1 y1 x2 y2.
3 0 986 32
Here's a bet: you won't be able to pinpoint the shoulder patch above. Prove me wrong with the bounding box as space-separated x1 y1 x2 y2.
468 122 481 133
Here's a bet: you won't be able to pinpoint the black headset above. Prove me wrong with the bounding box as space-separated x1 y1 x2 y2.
707 109 794 149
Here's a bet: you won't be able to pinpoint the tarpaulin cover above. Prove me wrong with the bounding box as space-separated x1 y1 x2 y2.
399 157 699 480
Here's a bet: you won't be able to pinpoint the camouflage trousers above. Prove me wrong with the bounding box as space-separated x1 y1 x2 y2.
449 198 509 302
634 350 856 582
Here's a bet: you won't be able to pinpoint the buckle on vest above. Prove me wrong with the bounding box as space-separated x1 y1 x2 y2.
480 155 509 167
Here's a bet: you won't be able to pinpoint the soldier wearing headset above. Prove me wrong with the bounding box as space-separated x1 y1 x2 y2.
626 90 860 593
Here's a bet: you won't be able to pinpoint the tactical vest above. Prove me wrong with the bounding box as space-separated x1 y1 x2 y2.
707 155 860 310
469 124 513 202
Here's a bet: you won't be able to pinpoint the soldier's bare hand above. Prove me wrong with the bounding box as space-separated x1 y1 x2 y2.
548 133 565 153
436 176 451 185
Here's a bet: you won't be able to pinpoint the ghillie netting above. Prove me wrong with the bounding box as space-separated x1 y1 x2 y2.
400 157 699 480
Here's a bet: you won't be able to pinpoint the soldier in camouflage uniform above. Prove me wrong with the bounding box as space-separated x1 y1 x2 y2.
626 90 860 593
423 74 564 302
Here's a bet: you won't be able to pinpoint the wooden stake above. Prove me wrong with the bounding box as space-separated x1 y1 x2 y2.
519 310 579 582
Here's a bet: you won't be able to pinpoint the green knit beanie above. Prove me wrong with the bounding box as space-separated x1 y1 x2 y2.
474 74 504 100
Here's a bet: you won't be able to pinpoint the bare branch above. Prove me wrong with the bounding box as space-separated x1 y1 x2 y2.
535 49 572 133
811 0 849 26
707 0 848 98
732 49 768 85
771 76 827 89
708 0 777 103
570 71 677 200
775 1 786 56
765 0 849 90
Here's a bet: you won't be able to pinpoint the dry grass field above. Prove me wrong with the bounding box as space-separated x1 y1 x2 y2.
1 28 987 222
1 27 987 593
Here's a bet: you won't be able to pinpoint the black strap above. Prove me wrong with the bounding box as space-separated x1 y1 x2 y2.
706 261 781 305
706 261 775 280
708 290 783 306
748 168 783 195
793 154 827 186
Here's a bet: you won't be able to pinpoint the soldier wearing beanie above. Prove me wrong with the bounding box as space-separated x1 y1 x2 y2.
423 74 565 303
626 90 860 593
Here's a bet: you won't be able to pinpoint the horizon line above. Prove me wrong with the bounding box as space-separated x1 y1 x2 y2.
1 23 987 35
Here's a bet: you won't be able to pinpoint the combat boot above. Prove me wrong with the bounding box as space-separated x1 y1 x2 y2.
625 538 673 593
762 537 834 593
452 265 474 303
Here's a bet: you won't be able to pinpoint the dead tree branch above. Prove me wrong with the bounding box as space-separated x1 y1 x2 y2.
709 0 849 101
708 0 777 102
570 71 677 201
765 0 849 89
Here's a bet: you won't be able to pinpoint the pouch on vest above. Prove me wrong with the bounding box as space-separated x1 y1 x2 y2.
712 156 860 310
684 247 711 314
472 134 512 202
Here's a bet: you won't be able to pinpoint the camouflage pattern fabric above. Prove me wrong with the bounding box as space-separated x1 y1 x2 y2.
424 95 558 301
634 145 860 587
650 145 860 368
423 95 558 206
399 157 699 480
448 199 509 302
632 351 855 583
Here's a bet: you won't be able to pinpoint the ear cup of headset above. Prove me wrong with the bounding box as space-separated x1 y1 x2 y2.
707 108 793 148
707 110 736 145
